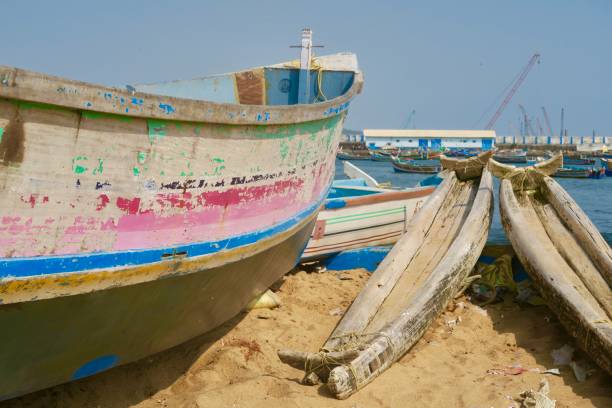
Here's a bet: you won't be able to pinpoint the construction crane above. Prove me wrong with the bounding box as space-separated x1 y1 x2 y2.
403 109 416 129
536 118 545 136
541 106 554 137
485 53 541 130
518 104 536 136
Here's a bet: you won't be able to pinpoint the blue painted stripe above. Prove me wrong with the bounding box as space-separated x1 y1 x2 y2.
73 355 119 380
0 195 325 279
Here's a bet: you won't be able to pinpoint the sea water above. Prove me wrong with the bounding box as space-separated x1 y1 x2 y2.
335 159 612 244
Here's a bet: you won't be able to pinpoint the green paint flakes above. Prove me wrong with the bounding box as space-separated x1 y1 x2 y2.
92 158 104 175
133 167 141 176
160 170 165 176
147 120 167 144
0 127 4 143
137 151 147 164
279 140 289 160
72 156 88 174
251 114 342 140
212 157 224 163
82 111 132 122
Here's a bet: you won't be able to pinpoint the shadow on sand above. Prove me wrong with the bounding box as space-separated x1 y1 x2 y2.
0 312 248 408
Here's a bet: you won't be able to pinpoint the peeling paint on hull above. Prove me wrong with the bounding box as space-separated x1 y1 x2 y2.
0 53 362 400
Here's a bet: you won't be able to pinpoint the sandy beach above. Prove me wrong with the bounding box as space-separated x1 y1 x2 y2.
3 267 610 408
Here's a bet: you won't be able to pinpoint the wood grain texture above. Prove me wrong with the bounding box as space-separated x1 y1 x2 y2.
499 176 612 374
278 162 494 399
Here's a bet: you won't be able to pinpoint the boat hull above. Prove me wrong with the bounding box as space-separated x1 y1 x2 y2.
0 213 316 400
302 187 434 260
0 56 362 400
498 175 612 374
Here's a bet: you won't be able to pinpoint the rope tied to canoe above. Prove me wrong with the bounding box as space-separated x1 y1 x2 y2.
498 166 543 193
301 331 397 385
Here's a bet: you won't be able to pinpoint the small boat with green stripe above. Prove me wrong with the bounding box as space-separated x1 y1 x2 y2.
301 178 436 260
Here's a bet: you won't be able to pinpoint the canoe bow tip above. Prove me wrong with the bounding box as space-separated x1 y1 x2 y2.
327 366 353 399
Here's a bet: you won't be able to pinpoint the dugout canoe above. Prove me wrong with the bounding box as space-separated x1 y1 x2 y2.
0 51 362 400
490 154 612 374
279 151 493 398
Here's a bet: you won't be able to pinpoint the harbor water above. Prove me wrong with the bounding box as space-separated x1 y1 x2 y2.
335 159 612 244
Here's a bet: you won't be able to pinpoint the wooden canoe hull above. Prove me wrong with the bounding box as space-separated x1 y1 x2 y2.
0 214 316 400
279 162 493 399
499 175 612 374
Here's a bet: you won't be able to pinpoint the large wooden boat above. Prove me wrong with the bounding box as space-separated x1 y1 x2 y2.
391 157 441 173
0 50 362 399
279 151 493 398
490 154 612 375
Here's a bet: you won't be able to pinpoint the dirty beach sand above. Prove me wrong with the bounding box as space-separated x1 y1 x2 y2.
3 268 611 408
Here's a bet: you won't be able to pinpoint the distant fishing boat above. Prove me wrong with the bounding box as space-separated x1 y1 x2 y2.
490 154 612 375
369 150 396 161
493 149 528 163
337 150 371 160
563 155 596 166
391 157 441 173
0 39 363 399
602 158 612 176
301 181 435 260
553 167 605 179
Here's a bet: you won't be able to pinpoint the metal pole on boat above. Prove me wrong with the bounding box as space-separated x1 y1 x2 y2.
298 28 312 104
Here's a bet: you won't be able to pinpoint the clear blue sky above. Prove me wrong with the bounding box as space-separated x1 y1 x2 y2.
2 0 611 135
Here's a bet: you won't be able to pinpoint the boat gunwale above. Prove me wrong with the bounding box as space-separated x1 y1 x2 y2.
325 186 435 210
0 57 363 125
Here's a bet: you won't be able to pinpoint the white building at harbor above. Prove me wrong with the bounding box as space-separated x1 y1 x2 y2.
363 129 496 150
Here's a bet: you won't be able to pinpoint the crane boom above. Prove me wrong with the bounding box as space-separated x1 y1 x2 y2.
541 106 553 137
485 53 541 130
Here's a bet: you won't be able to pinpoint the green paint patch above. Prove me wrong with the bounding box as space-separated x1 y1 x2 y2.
93 158 104 175
137 151 147 164
72 156 88 174
147 120 167 144
0 127 4 143
279 140 289 161
212 157 224 163
251 114 342 140
133 167 141 176
18 101 68 112
82 111 132 122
